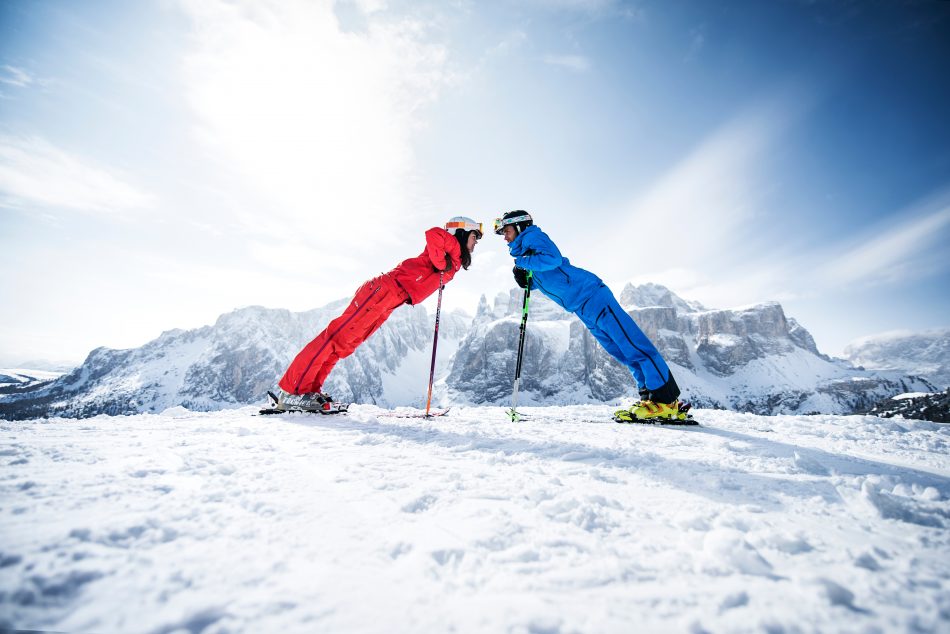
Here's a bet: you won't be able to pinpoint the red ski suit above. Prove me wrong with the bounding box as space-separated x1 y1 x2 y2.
279 228 462 395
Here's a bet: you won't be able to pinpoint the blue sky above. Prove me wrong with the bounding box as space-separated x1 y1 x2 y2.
1 0 948 367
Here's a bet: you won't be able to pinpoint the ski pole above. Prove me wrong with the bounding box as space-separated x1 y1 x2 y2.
508 271 532 422
424 272 445 418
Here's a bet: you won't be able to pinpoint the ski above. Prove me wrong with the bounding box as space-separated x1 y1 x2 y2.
257 402 350 416
509 415 699 426
377 407 450 419
613 416 699 426
256 399 443 418
257 390 350 416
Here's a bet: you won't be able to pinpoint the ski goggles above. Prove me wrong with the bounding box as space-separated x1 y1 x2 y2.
445 220 483 238
493 214 532 235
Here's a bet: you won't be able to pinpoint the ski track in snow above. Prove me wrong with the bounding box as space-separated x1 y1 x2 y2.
1 406 948 633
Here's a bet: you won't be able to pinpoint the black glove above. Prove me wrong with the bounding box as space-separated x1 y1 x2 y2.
442 254 454 272
513 266 531 289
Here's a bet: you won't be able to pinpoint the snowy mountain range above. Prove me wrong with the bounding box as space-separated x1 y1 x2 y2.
0 284 940 420
843 328 950 390
444 284 937 415
0 302 469 420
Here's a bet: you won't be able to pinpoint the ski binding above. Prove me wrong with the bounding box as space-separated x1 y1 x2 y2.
258 390 350 416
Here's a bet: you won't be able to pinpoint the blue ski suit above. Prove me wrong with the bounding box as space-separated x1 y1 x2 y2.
508 225 679 402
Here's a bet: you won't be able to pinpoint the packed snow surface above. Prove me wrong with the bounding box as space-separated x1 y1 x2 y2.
1 406 949 633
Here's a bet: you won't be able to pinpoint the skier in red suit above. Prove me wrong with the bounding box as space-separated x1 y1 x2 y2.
275 217 483 411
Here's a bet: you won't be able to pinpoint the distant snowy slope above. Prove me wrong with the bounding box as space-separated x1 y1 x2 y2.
0 369 62 392
1 407 947 632
844 328 950 389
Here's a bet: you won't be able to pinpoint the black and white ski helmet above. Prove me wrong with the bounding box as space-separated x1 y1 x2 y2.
445 216 483 239
493 210 533 235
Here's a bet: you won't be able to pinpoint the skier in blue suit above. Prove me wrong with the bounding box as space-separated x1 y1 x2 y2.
494 210 687 421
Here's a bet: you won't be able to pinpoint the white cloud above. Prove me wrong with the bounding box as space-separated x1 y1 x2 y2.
177 0 449 239
487 30 528 58
821 194 950 288
686 26 706 60
542 54 591 72
598 99 793 275
603 88 949 318
517 0 623 15
0 65 33 87
630 188 950 314
586 90 820 310
351 0 388 15
0 135 154 215
607 125 950 311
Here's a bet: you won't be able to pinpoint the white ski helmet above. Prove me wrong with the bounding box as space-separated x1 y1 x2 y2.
445 216 483 239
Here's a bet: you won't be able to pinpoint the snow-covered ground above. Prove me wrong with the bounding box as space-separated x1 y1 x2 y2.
1 406 948 633
0 368 63 387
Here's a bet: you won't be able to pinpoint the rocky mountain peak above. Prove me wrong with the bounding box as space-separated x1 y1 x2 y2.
475 295 493 321
619 283 703 312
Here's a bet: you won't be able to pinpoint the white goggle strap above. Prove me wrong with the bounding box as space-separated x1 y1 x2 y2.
494 215 531 233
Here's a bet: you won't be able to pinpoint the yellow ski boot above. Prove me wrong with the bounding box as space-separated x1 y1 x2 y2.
613 400 695 424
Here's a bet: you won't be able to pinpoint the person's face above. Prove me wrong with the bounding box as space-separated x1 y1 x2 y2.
467 231 480 252
503 225 517 243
